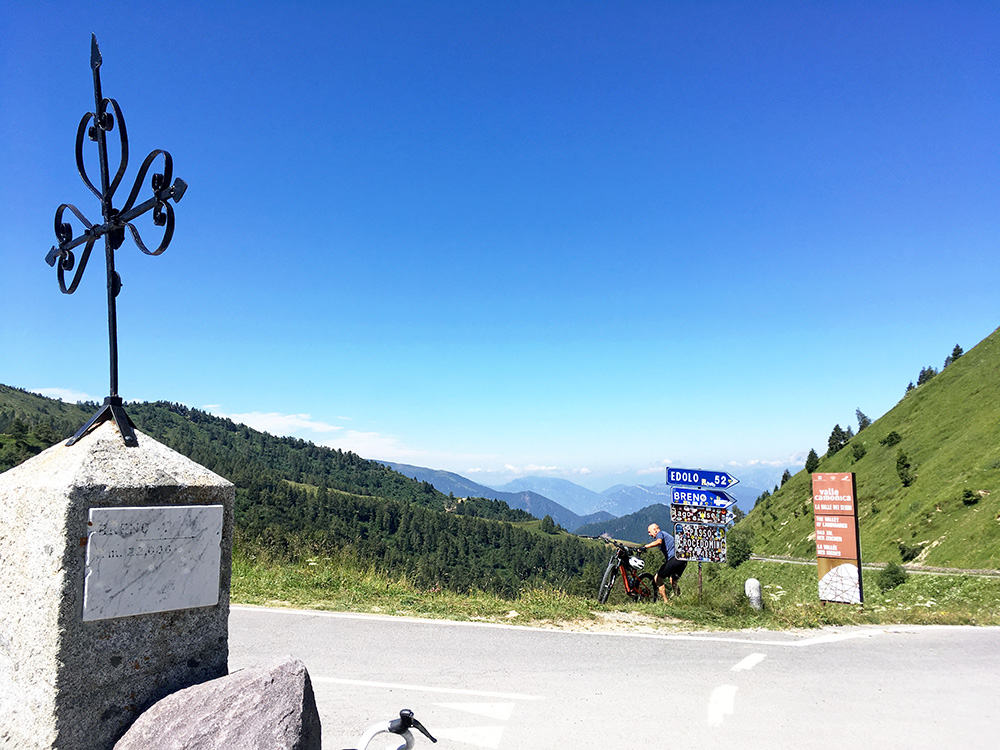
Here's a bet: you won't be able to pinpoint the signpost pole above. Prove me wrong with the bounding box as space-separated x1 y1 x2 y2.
666 467 740 601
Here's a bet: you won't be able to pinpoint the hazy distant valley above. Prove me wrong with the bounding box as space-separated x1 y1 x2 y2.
382 461 771 532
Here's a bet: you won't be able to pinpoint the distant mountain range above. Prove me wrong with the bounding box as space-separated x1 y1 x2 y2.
381 462 613 531
491 477 611 516
494 475 762 517
383 464 763 532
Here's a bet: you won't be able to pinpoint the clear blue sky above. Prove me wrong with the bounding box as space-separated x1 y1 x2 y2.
3 1 998 492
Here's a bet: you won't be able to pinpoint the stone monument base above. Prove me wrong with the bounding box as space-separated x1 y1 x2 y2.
0 420 234 749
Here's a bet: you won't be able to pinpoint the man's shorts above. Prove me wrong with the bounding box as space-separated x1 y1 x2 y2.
657 557 688 581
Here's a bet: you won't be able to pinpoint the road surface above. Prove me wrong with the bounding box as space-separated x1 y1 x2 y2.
230 605 1000 749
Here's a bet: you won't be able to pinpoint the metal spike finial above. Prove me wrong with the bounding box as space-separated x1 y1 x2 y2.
90 33 102 70
45 37 188 447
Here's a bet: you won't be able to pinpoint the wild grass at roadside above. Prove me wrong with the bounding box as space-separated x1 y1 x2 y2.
667 560 1000 628
232 549 1000 630
232 546 597 624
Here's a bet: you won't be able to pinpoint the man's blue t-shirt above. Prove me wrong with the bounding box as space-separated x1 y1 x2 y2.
653 529 676 560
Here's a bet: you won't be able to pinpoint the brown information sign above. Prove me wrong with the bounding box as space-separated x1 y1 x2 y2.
812 472 863 604
813 514 859 559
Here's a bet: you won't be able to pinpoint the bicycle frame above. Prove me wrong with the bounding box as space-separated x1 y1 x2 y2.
597 538 655 603
620 557 649 599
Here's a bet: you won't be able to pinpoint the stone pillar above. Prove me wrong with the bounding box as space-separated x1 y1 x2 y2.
745 577 763 611
0 420 235 749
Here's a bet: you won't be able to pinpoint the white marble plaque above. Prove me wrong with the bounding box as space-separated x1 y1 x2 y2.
83 505 224 621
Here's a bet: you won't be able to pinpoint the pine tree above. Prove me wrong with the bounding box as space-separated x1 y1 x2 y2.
827 424 849 455
896 449 915 487
944 344 964 368
805 448 820 473
855 408 871 432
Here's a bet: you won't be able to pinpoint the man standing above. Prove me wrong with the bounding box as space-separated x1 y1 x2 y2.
643 523 687 603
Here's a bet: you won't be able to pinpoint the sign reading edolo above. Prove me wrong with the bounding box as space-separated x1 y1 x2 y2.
812 472 863 604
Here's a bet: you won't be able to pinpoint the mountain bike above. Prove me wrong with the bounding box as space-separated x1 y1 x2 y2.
596 533 656 604
343 709 436 750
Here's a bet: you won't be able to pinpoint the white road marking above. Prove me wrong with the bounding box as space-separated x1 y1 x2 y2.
433 725 505 748
437 702 516 720
732 652 766 671
794 630 878 647
232 604 898 647
311 676 543 701
707 685 738 726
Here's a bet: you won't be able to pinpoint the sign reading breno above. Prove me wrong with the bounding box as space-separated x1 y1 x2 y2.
669 487 735 508
812 473 863 604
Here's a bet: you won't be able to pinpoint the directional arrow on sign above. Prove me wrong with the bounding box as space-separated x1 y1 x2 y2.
666 467 740 489
670 487 736 508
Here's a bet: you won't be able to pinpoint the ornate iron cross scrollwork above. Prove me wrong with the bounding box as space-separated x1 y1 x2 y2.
45 35 187 447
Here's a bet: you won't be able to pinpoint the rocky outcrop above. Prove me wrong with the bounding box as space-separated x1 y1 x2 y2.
114 657 321 749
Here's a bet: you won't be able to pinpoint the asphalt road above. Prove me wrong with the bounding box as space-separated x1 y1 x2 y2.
229 606 1000 750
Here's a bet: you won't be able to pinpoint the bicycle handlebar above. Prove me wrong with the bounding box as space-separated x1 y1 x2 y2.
579 533 645 555
347 709 436 750
596 533 644 555
389 710 437 743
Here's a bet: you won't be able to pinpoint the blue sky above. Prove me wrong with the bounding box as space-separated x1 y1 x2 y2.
2 1 999 492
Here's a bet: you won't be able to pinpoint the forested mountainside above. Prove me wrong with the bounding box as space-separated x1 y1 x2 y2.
744 327 1000 570
0 386 606 596
574 503 675 545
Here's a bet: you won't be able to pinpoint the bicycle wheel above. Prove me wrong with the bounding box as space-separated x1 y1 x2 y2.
597 563 617 603
636 572 657 603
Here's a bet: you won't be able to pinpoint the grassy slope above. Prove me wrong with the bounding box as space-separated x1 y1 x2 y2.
232 549 1000 628
743 327 1000 569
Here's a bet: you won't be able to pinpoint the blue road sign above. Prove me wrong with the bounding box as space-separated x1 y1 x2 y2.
665 467 739 490
670 487 736 508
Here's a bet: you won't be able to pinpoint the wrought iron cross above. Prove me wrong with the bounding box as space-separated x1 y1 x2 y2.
45 35 187 447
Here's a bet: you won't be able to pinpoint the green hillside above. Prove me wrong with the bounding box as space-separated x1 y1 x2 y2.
0 386 605 597
743 327 1000 570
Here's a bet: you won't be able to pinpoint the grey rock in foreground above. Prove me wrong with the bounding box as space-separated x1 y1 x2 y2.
114 657 322 750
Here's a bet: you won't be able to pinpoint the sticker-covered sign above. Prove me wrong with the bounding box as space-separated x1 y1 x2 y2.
675 522 727 563
670 502 732 526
